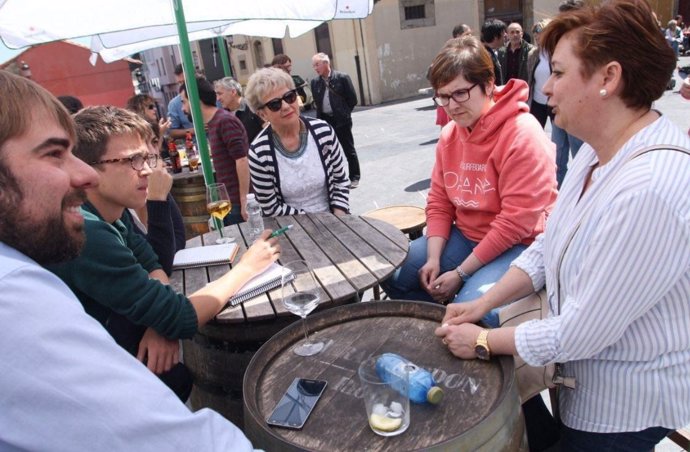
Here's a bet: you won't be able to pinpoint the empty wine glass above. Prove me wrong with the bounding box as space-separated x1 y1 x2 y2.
205 183 233 244
281 260 324 356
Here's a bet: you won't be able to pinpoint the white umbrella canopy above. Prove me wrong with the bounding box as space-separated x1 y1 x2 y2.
91 19 323 63
0 0 373 49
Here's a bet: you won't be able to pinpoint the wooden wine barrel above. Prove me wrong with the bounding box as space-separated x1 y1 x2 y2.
182 316 298 428
171 171 209 240
243 301 527 452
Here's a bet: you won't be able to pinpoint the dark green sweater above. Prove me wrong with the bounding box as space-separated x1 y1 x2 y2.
47 202 198 339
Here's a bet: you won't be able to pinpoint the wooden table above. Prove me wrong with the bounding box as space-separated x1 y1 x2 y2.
171 213 409 425
243 301 526 452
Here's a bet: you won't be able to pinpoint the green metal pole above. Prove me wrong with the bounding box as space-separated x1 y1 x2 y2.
216 36 233 77
172 0 221 230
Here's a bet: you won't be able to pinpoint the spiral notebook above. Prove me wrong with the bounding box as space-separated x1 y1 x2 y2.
172 243 238 270
227 263 294 306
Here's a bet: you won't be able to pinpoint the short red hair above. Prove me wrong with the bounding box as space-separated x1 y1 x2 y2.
541 0 675 110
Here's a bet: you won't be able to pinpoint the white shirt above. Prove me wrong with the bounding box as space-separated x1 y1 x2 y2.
277 133 330 213
532 50 550 105
0 243 254 451
512 115 690 433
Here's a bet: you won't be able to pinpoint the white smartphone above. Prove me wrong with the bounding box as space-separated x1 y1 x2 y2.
266 378 327 429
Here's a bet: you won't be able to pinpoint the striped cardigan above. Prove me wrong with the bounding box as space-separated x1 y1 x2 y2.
248 116 350 217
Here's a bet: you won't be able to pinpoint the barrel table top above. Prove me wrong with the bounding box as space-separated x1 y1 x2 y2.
243 301 524 452
170 165 206 180
169 213 409 325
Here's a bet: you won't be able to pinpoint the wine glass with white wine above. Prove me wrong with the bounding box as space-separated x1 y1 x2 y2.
281 260 325 356
206 183 233 244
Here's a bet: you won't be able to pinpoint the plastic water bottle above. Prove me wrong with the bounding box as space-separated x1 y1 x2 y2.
246 194 264 243
375 353 444 405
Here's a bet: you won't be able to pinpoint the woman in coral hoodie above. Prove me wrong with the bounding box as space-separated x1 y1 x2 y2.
383 35 557 327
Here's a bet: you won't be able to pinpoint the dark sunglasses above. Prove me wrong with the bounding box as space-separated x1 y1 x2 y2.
259 89 298 112
146 104 156 110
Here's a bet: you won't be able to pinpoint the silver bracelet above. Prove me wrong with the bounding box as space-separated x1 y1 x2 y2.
455 266 471 282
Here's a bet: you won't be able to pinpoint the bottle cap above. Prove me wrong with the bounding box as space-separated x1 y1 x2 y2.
426 386 444 404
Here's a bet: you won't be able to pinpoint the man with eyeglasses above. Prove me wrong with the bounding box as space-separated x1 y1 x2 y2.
46 106 278 401
0 72 278 450
310 52 360 188
181 76 250 223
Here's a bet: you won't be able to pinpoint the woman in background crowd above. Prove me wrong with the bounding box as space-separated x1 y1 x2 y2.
527 19 552 128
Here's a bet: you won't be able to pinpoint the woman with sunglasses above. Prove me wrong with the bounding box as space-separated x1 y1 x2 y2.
245 68 349 217
382 35 557 326
126 94 171 139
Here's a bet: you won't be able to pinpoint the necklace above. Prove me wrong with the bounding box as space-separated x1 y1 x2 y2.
273 120 308 159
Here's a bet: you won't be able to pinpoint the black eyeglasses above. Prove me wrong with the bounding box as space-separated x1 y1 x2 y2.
433 83 479 107
259 89 298 112
89 152 158 171
146 104 156 110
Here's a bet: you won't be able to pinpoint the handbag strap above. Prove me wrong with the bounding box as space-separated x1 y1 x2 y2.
554 144 690 314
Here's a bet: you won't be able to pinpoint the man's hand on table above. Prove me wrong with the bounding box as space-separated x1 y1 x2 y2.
137 327 180 374
235 229 281 276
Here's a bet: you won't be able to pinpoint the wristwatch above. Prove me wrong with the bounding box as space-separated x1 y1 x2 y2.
474 329 491 361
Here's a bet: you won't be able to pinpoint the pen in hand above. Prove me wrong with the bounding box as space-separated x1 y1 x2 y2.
269 224 293 238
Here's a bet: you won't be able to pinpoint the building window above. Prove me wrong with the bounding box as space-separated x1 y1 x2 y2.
239 57 248 74
252 40 265 67
399 0 435 29
272 38 284 56
405 5 425 20
314 23 333 60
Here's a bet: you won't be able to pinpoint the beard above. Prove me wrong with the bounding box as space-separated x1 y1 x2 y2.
0 163 87 266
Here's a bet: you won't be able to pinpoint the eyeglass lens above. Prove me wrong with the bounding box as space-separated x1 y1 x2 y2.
132 153 158 170
433 84 476 107
146 104 156 110
263 90 298 112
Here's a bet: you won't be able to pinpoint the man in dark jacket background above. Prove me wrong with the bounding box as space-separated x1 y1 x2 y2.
497 22 534 84
310 52 360 188
481 19 507 85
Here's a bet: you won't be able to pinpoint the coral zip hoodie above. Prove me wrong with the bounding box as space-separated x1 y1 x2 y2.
426 79 558 264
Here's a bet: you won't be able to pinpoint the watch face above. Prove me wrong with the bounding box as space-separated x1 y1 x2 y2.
475 344 489 360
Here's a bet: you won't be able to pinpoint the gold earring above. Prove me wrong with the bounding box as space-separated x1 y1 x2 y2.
599 88 608 97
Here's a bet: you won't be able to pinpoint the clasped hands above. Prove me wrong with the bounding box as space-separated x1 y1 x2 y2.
434 299 488 360
418 262 487 359
418 261 461 305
